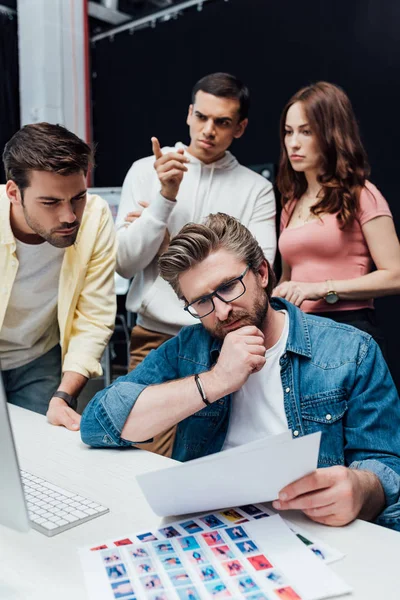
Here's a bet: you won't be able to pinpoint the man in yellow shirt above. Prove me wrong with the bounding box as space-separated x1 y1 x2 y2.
0 123 116 430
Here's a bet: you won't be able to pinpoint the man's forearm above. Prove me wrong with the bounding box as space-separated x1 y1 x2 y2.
116 195 175 278
56 371 88 399
356 469 386 521
121 370 227 442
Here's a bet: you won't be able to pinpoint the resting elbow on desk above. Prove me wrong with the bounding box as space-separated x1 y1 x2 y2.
79 322 400 532
80 380 148 449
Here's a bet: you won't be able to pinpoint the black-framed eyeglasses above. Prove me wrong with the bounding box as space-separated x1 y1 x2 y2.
184 265 250 319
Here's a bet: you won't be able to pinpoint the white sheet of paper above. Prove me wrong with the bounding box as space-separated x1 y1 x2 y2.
195 431 292 463
137 432 321 516
246 516 352 599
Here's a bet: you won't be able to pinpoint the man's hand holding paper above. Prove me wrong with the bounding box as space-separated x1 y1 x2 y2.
274 466 385 526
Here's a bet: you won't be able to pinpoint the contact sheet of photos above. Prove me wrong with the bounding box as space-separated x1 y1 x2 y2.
79 503 346 600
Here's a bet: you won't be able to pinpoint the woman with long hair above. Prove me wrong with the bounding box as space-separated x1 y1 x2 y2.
274 81 400 349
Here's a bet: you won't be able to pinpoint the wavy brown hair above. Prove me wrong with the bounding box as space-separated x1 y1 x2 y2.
159 213 275 300
277 82 370 228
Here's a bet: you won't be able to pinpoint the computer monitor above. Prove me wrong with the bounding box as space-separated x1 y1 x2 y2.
0 374 30 533
0 374 109 536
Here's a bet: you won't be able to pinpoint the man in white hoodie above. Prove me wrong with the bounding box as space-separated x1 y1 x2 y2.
116 73 276 389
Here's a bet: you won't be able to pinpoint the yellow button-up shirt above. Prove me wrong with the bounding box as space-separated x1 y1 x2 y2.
0 186 117 378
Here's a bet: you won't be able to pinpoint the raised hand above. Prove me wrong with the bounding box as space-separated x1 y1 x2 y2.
152 137 189 201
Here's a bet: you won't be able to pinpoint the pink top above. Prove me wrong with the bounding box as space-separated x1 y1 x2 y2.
278 181 393 313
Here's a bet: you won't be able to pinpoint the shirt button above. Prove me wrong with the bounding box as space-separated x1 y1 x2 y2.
326 414 332 421
285 387 290 393
293 430 299 437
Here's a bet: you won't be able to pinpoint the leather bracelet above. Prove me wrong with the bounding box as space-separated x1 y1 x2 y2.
53 390 78 411
194 374 210 406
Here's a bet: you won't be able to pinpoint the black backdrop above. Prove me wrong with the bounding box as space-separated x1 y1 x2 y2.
0 11 19 182
91 0 400 387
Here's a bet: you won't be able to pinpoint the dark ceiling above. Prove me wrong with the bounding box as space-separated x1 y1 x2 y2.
0 1 192 37
90 1 190 37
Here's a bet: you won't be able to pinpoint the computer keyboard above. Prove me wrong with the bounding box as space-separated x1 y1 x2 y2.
21 470 109 537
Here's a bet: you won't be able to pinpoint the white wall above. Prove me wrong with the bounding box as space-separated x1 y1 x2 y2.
17 0 89 141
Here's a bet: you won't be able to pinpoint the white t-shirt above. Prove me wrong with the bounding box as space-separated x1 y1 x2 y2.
222 311 290 451
0 239 65 370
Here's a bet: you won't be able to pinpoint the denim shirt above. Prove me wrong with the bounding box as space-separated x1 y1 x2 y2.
81 299 400 531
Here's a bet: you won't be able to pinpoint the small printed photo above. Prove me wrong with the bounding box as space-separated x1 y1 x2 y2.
221 560 244 576
158 525 181 539
236 575 259 594
225 526 247 540
197 565 220 582
205 581 232 598
210 545 235 560
199 514 225 529
114 538 134 546
296 533 313 547
266 570 286 586
140 575 163 590
111 579 135 598
168 570 193 587
106 563 128 580
176 586 202 600
236 540 259 554
90 544 108 551
187 550 207 565
177 536 200 551
135 560 154 575
129 546 149 559
101 549 122 564
137 532 158 543
248 555 273 571
219 509 243 522
201 531 224 547
310 546 325 560
160 555 182 570
239 504 262 516
273 587 302 600
180 520 204 534
246 594 271 600
254 514 270 520
153 542 174 555
148 593 169 600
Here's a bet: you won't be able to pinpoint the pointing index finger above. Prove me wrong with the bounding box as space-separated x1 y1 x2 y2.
151 137 162 160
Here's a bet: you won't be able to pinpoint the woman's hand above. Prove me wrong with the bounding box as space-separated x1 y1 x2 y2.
273 280 328 306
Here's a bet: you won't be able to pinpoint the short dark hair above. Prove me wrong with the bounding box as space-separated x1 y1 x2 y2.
2 122 94 192
192 73 250 121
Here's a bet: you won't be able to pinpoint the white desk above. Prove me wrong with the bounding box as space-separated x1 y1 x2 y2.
1 406 399 600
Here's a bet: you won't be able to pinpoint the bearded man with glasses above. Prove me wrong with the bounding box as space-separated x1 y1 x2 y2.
81 213 400 532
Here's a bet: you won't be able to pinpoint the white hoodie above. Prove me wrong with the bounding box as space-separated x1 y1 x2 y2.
116 143 276 336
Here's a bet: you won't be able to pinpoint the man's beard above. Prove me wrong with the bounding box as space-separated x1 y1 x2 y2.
23 206 80 248
205 289 269 341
